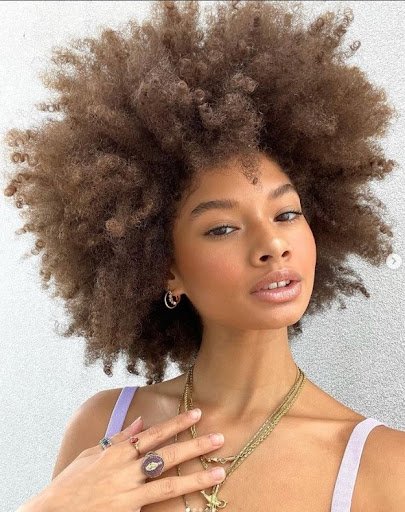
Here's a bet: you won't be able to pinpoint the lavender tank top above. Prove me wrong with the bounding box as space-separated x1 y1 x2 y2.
104 387 385 511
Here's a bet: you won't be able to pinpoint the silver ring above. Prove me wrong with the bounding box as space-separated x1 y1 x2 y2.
99 436 113 450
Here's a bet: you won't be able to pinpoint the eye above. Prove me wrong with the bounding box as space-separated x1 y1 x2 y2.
205 224 235 238
204 210 303 239
278 210 303 224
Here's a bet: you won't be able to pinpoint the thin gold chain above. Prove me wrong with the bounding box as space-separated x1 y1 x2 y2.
175 363 307 511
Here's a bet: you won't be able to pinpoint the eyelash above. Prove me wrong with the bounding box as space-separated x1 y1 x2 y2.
204 210 303 239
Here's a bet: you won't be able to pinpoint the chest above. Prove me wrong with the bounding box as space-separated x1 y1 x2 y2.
125 387 376 512
139 420 370 512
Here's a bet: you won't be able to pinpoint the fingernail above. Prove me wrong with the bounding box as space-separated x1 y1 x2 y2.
210 467 226 481
132 415 142 425
209 433 224 445
189 408 201 419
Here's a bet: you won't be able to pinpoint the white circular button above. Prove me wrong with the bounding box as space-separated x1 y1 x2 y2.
386 253 402 270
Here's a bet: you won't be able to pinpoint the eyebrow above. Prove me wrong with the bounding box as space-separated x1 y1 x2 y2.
189 183 299 220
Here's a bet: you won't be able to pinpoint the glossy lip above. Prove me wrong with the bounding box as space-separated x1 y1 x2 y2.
251 280 302 303
250 268 302 294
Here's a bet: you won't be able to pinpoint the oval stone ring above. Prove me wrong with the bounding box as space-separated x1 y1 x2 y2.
140 451 165 478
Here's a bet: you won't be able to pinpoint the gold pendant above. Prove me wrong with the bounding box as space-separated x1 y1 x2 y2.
200 484 228 511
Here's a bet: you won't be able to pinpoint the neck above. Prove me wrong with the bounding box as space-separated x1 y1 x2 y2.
184 325 300 422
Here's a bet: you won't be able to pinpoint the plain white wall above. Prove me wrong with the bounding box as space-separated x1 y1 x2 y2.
0 1 404 510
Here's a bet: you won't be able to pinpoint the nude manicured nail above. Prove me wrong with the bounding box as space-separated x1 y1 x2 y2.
209 433 224 445
132 415 142 425
189 408 201 419
210 467 226 480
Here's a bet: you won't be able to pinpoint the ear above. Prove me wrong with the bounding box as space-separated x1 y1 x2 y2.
166 265 184 297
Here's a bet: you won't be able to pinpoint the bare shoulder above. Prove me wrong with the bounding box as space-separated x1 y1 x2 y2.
293 378 405 510
65 387 126 440
361 423 405 511
91 385 154 430
80 387 126 430
51 387 125 479
93 382 174 432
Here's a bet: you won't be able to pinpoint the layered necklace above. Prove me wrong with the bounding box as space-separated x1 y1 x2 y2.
174 362 306 511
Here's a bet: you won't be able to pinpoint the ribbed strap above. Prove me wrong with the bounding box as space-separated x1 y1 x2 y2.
330 418 385 512
104 386 139 438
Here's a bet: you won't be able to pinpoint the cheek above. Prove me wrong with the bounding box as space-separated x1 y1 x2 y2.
174 223 317 304
297 224 317 284
303 225 317 265
177 241 240 296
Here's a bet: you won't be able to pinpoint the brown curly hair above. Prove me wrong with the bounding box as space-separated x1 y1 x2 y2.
2 0 399 384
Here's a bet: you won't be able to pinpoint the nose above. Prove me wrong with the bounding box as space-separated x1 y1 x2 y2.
250 222 292 263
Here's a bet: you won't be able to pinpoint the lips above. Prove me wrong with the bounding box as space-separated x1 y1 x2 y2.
250 268 302 294
251 280 302 303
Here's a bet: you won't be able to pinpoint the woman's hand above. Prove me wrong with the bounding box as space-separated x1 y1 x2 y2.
19 408 226 511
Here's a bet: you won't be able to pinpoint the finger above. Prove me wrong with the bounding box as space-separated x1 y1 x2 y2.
152 432 225 474
125 408 202 458
136 465 226 509
80 415 144 458
124 416 145 437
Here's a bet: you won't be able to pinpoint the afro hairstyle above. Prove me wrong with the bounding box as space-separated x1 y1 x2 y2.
3 0 399 384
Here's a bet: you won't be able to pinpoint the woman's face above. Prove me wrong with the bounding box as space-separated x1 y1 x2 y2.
170 153 317 331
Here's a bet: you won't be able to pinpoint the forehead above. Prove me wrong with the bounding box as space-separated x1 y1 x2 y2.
181 152 290 208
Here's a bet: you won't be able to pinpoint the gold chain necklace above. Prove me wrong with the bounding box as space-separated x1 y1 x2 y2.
175 363 306 512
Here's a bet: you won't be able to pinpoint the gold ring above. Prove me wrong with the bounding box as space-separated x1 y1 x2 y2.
129 435 142 456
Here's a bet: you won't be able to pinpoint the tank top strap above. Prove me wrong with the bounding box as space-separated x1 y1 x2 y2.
330 417 385 512
104 386 139 438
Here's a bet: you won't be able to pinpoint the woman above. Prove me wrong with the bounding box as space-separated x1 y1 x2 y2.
6 1 404 510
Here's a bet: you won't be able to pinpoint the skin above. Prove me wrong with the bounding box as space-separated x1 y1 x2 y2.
123 151 374 510
168 150 317 422
44 149 402 512
115 151 395 510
